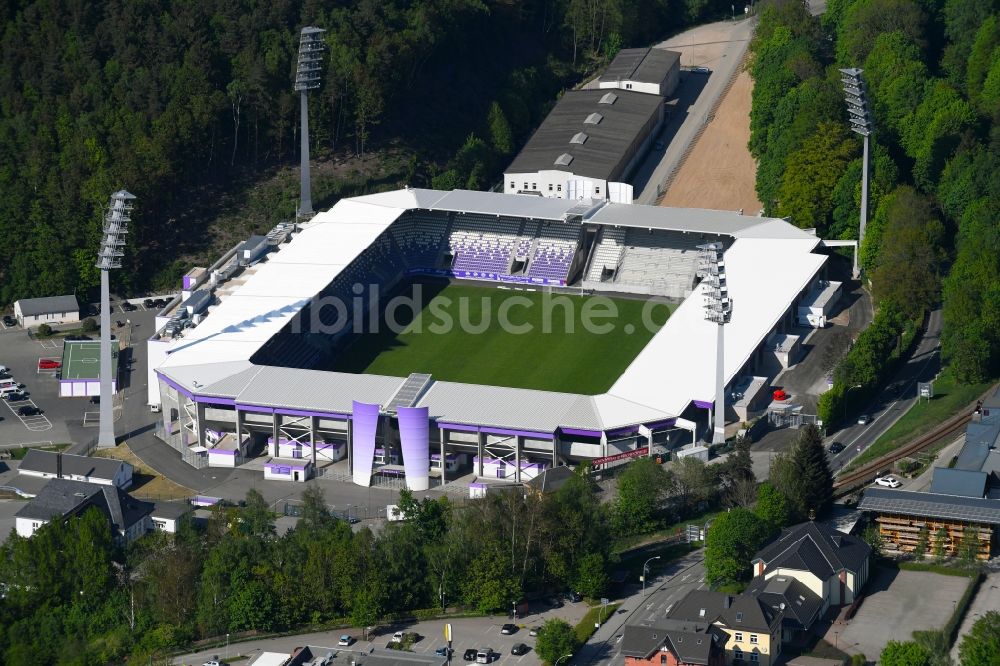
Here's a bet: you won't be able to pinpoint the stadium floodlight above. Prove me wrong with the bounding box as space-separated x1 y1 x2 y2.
96 189 135 447
839 68 874 278
697 242 732 445
294 26 326 221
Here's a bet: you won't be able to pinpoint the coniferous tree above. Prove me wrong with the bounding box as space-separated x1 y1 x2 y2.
788 424 834 517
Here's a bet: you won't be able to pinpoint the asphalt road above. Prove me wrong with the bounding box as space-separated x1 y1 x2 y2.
826 308 942 475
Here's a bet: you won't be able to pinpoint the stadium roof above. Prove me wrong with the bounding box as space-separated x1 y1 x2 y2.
155 189 826 432
600 47 681 85
858 487 1000 525
504 89 664 181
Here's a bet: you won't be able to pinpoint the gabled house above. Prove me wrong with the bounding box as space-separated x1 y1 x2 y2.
620 619 726 666
751 521 870 613
667 590 783 666
19 450 133 489
14 478 153 545
745 574 825 642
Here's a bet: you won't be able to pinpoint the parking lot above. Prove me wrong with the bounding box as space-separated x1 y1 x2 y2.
0 298 165 448
174 603 594 666
829 566 971 660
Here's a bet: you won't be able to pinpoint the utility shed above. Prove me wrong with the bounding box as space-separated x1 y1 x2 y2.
13 295 80 328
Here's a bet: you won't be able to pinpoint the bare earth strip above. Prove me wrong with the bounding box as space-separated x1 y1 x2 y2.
94 443 194 500
660 68 762 214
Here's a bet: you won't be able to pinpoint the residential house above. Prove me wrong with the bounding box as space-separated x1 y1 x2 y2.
745 574 825 643
14 478 153 545
13 294 80 328
620 619 726 666
750 521 871 612
667 590 782 666
19 450 133 489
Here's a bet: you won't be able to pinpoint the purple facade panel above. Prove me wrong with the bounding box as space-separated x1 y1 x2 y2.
351 401 380 487
235 403 275 414
692 400 714 410
436 421 479 433
560 427 603 438
157 372 194 400
398 406 430 491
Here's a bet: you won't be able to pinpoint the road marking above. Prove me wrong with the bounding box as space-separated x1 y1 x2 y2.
2 397 52 431
0 440 53 450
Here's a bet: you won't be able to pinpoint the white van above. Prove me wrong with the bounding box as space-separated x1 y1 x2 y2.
0 380 17 391
0 385 21 397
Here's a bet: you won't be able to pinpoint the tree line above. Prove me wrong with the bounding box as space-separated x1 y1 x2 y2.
0 0 740 307
749 0 1000 426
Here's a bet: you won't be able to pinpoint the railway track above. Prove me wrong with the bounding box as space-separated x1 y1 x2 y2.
833 384 998 492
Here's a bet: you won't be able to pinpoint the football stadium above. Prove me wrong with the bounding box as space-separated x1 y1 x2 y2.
147 188 830 491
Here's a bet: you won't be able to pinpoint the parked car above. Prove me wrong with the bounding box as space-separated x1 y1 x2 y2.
143 298 154 309
121 301 137 312
2 315 15 327
500 623 517 635
338 635 354 647
511 644 529 656
857 414 871 425
5 392 27 402
874 475 901 488
203 661 226 666
528 627 539 637
828 441 845 454
476 648 494 664
434 647 452 657
38 359 61 370
463 649 478 662
565 591 582 603
17 406 40 417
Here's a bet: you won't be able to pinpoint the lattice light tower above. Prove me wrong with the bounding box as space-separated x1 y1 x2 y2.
840 68 874 278
697 242 732 445
96 190 135 448
295 26 326 221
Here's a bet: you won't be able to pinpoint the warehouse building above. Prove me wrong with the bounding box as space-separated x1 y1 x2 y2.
13 294 79 328
504 47 680 203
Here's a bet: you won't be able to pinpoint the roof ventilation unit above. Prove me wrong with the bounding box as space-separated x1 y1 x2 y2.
554 153 574 167
570 132 588 145
599 92 618 105
584 112 604 125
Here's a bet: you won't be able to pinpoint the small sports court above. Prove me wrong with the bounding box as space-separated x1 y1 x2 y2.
59 340 117 397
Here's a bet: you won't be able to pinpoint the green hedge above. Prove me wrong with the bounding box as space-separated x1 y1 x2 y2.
943 571 983 645
573 604 619 644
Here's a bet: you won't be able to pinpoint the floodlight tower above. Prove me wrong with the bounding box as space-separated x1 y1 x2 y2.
294 26 326 221
839 68 874 278
697 242 733 445
96 190 135 448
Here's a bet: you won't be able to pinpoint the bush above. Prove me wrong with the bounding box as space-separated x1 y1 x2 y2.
536 619 578 665
81 317 97 332
36 323 52 337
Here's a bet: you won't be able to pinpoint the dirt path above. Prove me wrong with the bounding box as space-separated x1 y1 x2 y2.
660 68 762 213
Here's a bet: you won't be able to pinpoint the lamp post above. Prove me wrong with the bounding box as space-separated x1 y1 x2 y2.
839 68 874 278
697 243 733 445
96 190 135 448
555 654 572 666
294 26 326 221
642 556 661 596
843 383 863 420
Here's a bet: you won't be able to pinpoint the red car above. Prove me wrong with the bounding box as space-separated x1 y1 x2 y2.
38 359 61 370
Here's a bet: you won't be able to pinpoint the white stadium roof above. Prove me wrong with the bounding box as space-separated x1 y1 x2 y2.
155 189 825 433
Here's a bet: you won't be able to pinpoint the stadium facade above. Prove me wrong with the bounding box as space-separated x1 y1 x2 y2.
147 188 828 491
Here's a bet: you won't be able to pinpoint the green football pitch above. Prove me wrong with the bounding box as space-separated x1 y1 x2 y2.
329 281 672 394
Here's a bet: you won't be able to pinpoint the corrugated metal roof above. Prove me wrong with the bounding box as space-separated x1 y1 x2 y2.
505 89 663 180
929 468 987 497
859 487 1000 525
417 381 582 432
235 366 404 413
600 48 680 85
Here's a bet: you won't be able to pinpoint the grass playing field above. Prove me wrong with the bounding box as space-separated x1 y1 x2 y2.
329 281 672 394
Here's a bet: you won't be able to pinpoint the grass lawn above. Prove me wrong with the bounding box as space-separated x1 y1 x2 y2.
845 369 993 472
329 281 672 394
574 603 620 643
94 443 194 500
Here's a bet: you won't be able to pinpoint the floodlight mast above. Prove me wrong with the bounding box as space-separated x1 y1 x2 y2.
697 243 732 445
96 190 135 448
295 26 326 221
839 68 874 278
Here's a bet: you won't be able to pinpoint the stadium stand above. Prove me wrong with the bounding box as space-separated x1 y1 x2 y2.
611 228 706 298
390 212 450 268
585 226 626 282
526 222 581 282
448 214 520 275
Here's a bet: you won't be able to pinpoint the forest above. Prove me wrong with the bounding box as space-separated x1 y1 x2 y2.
747 0 1000 419
0 0 737 306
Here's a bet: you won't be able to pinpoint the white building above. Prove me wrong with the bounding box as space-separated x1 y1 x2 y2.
19 450 133 489
150 502 194 533
13 294 80 328
598 47 681 97
503 47 679 204
14 478 153 545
